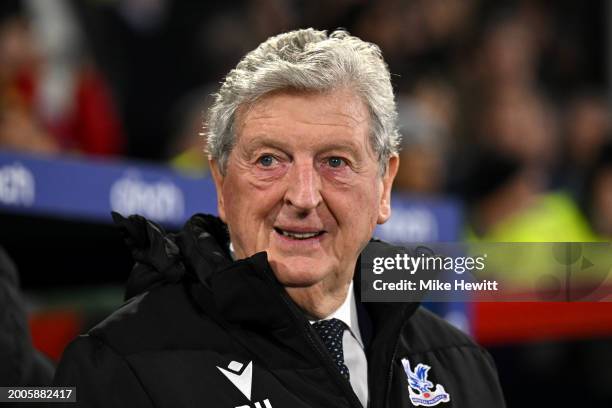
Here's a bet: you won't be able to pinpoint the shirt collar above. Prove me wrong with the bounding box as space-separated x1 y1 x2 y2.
309 281 364 348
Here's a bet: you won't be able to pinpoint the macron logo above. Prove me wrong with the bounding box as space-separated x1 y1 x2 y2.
217 361 273 408
217 361 253 400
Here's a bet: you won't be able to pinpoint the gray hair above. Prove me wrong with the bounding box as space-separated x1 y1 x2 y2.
206 28 400 175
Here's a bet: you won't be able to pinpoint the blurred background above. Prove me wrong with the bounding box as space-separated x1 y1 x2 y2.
0 0 611 405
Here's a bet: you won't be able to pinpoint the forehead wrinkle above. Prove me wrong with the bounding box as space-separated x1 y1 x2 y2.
240 117 368 148
243 110 366 131
240 134 364 155
291 117 367 129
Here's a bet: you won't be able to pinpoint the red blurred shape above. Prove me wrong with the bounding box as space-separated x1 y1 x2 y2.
474 302 612 345
28 310 82 362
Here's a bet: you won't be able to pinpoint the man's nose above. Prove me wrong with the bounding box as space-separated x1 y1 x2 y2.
284 161 322 211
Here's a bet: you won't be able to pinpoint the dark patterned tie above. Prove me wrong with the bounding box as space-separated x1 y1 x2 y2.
312 318 350 380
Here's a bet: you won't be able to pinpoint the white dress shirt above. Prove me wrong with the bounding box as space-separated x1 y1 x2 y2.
310 282 369 407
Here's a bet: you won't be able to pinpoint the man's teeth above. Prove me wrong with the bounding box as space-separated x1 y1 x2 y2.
279 230 320 239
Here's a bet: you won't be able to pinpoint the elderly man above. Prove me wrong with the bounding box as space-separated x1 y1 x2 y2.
54 29 505 407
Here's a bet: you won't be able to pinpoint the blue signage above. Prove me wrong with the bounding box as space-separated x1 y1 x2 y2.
376 193 463 243
0 150 218 226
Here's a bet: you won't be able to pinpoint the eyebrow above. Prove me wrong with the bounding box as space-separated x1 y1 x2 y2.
317 142 364 158
241 136 366 159
241 137 292 157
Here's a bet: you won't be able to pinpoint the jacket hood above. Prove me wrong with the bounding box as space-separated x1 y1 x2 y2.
112 212 233 300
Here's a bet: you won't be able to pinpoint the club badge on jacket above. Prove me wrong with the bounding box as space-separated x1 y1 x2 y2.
402 358 451 407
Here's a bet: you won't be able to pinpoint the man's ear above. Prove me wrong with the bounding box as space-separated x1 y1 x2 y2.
377 155 399 224
209 158 226 221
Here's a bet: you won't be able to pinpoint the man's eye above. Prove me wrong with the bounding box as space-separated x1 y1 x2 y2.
327 157 346 168
258 155 276 167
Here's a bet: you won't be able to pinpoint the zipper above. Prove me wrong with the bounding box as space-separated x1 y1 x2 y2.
277 292 364 408
368 304 417 408
381 324 405 408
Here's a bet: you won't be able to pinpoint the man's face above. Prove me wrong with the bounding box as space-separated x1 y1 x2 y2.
211 88 397 301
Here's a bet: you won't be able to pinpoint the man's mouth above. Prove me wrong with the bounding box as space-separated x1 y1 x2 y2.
274 227 326 240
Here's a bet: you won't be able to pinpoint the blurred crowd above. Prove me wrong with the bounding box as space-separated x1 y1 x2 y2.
0 0 610 241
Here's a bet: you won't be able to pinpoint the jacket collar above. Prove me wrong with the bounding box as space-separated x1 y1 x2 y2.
201 228 420 350
114 212 419 341
208 251 297 330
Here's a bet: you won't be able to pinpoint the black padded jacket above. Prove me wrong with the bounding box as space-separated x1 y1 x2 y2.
53 213 506 408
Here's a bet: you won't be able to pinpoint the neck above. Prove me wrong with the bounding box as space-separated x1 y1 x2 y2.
286 280 352 320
